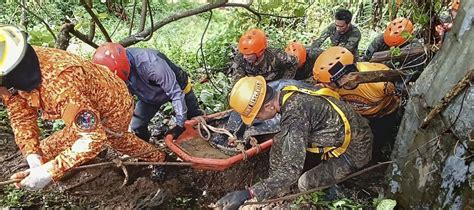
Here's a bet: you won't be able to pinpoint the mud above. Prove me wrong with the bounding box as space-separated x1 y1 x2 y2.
0 115 386 209
179 137 231 159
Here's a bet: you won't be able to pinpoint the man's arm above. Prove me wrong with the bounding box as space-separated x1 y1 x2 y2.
145 58 187 127
278 51 299 79
2 94 42 156
250 100 310 201
343 28 361 56
229 54 247 85
310 25 332 49
364 34 386 61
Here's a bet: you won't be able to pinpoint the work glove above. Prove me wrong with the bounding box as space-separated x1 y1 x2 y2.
10 162 53 191
216 190 251 210
166 125 185 138
26 154 43 169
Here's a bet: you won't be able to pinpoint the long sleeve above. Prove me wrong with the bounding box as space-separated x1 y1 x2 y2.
343 29 361 56
46 67 108 181
310 26 331 49
250 101 310 201
229 54 247 85
364 34 386 61
2 94 41 156
145 58 187 126
277 51 299 80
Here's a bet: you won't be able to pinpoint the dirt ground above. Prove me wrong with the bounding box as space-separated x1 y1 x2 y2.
0 118 388 209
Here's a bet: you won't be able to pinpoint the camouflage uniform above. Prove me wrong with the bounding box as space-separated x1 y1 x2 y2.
294 47 324 80
230 48 298 83
310 23 361 56
2 47 164 181
249 91 373 201
364 34 425 81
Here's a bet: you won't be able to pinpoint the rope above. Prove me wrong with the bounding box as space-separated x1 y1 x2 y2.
195 116 236 141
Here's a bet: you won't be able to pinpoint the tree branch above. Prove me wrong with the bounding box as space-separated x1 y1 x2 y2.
14 0 57 41
223 2 261 22
138 0 148 32
129 0 138 36
80 0 112 42
56 22 99 49
86 0 96 42
120 0 229 47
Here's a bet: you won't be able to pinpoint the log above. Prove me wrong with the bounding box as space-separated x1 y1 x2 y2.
370 45 427 63
338 70 405 90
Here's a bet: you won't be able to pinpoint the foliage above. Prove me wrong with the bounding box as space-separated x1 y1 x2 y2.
0 185 76 208
292 191 370 209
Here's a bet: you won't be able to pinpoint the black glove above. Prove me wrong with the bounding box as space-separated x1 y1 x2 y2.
166 125 185 138
216 190 251 210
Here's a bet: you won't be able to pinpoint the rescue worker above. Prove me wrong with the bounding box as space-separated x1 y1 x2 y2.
92 43 203 141
310 9 361 56
229 28 298 84
0 25 165 190
285 41 323 80
313 46 400 118
313 46 402 160
363 17 419 61
363 17 425 82
216 76 373 209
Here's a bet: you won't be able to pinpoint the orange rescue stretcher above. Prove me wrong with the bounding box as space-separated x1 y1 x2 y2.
164 110 273 171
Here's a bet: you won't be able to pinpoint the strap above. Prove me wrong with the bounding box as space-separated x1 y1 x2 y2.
183 78 193 94
280 85 351 160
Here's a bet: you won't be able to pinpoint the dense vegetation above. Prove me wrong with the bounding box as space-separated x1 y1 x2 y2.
0 0 452 208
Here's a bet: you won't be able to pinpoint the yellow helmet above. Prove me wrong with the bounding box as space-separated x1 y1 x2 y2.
229 76 267 125
313 46 354 83
0 25 28 86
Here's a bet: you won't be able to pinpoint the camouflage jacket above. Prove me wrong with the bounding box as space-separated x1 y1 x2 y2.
229 48 298 83
294 47 324 80
2 47 133 181
310 23 361 56
250 91 372 201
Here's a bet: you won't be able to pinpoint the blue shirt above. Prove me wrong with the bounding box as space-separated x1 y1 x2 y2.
126 48 188 126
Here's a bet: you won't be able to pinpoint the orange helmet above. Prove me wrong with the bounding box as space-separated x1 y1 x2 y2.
92 42 131 81
383 17 414 47
285 41 307 69
451 0 460 11
313 46 354 83
238 28 267 55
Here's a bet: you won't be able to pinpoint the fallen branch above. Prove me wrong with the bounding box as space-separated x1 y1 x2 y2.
0 179 21 187
420 69 474 129
242 161 394 206
369 45 429 63
74 161 193 170
339 70 404 90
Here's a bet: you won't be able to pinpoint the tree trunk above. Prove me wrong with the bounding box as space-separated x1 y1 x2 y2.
386 2 474 208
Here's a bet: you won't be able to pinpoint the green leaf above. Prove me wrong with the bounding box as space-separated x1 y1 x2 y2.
376 199 397 210
294 8 305 17
96 12 109 20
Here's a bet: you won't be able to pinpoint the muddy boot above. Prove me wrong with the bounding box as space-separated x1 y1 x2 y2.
324 185 342 201
150 166 166 182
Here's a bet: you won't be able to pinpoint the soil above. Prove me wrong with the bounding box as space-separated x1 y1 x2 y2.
0 116 388 209
179 137 231 159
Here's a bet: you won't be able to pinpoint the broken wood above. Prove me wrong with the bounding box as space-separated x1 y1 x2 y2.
338 70 405 90
420 69 474 129
369 45 427 63
0 179 21 187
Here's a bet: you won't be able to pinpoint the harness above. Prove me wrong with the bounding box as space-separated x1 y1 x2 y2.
281 85 352 160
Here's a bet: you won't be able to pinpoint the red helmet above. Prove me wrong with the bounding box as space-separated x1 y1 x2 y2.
285 41 307 69
238 28 268 56
92 42 130 81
